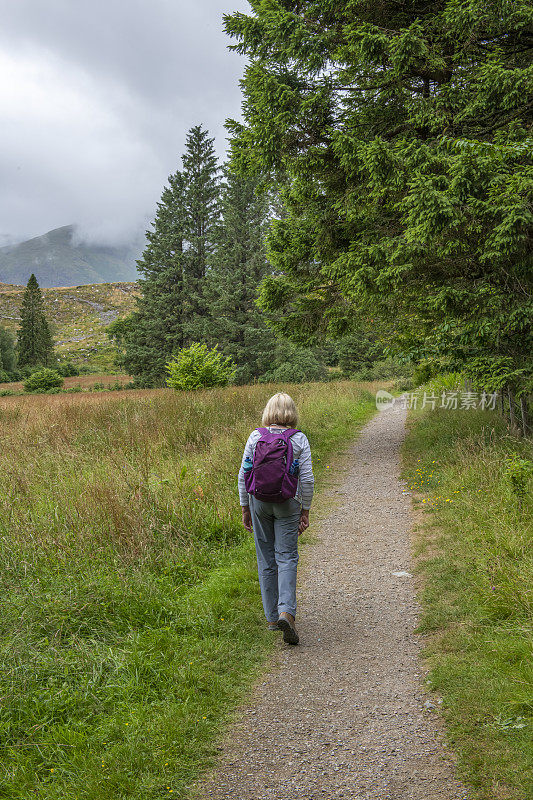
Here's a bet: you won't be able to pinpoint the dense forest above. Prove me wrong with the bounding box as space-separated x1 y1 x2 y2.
223 0 531 404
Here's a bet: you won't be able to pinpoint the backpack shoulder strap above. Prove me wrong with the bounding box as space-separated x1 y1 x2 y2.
279 428 299 439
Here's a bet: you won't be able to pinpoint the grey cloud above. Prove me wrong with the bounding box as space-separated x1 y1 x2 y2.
0 0 249 245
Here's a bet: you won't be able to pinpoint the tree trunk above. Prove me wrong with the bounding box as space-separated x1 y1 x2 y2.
520 395 530 438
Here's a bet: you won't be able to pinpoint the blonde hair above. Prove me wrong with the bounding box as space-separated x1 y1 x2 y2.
261 393 299 428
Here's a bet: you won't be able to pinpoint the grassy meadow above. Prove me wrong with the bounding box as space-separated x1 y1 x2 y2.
0 380 376 799
0 373 133 394
403 407 533 800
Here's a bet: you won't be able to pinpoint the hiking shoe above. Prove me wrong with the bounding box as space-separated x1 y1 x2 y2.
267 621 279 631
277 612 299 645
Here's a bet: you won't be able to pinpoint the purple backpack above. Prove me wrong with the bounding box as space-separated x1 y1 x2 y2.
244 427 299 503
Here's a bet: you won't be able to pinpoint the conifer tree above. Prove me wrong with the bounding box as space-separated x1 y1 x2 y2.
203 171 276 383
181 125 220 341
123 170 187 385
123 126 220 386
225 1 532 393
17 274 54 368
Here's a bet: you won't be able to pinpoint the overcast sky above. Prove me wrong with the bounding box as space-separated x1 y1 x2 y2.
0 0 249 247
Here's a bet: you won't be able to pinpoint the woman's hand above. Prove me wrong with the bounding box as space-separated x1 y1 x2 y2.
298 509 310 535
242 505 252 532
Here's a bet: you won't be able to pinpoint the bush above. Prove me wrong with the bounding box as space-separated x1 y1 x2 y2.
337 333 384 377
20 364 44 379
23 369 64 393
412 359 442 387
166 343 236 391
424 371 465 395
0 389 15 397
64 386 82 394
260 345 327 383
57 361 80 377
132 374 160 389
394 376 415 392
352 358 410 382
0 370 10 383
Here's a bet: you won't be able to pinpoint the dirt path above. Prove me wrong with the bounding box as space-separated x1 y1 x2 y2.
195 405 470 800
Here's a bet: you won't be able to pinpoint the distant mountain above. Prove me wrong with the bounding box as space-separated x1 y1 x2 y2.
0 225 142 287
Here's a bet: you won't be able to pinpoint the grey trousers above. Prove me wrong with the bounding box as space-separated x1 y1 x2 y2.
249 495 301 622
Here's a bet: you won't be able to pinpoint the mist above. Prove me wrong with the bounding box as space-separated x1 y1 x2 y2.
0 0 249 247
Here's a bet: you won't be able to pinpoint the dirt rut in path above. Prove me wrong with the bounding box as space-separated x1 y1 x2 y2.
195 405 470 800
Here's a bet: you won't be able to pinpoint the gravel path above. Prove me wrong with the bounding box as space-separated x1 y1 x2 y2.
195 405 470 800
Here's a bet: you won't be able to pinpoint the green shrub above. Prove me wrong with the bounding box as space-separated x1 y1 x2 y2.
412 360 442 386
166 343 236 391
0 370 10 383
394 376 415 392
23 368 64 393
424 371 465 395
64 386 82 394
337 333 384 377
504 455 533 504
260 345 327 383
20 364 42 379
351 358 409 382
57 361 80 377
0 389 14 397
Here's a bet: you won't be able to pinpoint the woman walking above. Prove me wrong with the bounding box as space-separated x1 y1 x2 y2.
238 392 314 645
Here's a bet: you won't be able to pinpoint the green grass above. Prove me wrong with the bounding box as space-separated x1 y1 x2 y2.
0 381 376 799
403 407 533 800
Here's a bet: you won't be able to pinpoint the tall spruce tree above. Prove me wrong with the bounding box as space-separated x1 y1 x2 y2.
181 125 220 341
123 170 187 385
224 1 533 393
202 171 277 384
122 126 220 386
17 274 54 368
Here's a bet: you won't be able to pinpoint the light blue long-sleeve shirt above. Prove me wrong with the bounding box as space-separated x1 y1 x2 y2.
238 427 314 509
